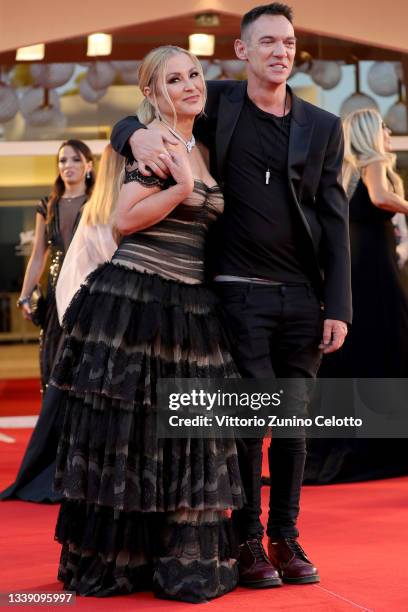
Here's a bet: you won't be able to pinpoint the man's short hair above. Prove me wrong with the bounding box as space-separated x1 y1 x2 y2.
241 3 294 39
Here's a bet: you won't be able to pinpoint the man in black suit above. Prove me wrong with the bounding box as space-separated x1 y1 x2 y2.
111 2 351 589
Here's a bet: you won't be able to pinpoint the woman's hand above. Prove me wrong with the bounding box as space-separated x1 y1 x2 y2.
397 240 408 269
21 301 32 321
115 148 195 235
129 128 178 179
159 150 194 195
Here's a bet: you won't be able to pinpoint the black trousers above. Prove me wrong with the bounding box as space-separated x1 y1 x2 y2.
216 282 323 541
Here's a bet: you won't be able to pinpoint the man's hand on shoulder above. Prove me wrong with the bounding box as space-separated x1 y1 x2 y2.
319 319 348 354
129 127 178 179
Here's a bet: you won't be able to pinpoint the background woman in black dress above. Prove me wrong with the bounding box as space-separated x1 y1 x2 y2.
305 108 408 483
0 141 95 502
16 140 95 391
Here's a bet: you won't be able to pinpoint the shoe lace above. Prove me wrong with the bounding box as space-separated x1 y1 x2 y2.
285 538 309 562
247 538 268 562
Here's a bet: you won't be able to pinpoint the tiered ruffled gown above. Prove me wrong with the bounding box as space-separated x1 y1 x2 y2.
50 168 244 602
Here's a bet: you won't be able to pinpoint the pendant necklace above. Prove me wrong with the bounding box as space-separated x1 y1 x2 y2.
160 119 196 153
249 89 288 185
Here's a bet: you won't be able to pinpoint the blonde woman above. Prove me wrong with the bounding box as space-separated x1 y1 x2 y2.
306 108 408 484
340 108 408 377
56 144 122 323
48 46 244 602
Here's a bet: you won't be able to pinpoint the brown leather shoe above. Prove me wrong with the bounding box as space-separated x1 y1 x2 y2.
239 538 283 588
268 538 320 584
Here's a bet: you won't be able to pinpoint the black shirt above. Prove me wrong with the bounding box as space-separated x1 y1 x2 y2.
216 95 309 283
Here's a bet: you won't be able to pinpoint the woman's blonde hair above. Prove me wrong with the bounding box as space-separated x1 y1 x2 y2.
343 108 404 198
81 144 125 226
137 45 206 126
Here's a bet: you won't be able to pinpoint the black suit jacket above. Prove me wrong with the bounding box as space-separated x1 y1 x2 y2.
111 80 352 323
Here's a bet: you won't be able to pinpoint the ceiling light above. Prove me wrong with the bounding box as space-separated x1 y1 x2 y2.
195 13 220 27
16 44 45 61
188 34 215 57
87 33 112 57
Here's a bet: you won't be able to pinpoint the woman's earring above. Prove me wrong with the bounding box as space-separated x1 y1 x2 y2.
86 171 91 180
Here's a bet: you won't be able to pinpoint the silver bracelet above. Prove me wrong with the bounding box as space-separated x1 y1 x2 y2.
16 295 31 308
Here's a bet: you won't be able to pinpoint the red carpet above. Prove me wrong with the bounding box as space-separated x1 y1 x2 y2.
1 428 407 611
0 378 41 416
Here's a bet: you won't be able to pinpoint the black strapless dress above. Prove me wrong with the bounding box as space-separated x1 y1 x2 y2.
305 178 408 483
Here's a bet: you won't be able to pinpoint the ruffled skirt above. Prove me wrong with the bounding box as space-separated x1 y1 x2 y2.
51 262 244 602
